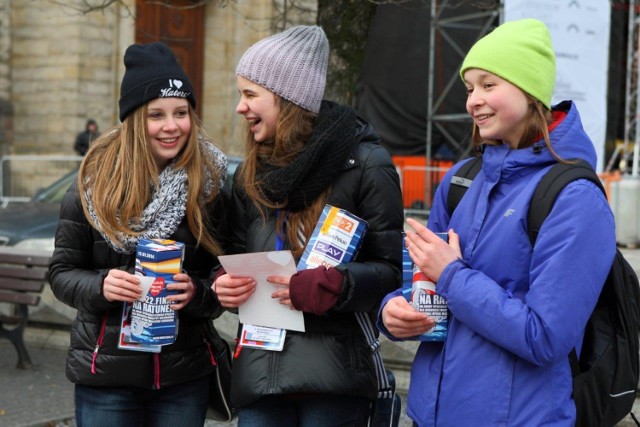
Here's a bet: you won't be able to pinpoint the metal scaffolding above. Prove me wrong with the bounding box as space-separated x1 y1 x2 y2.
423 0 502 207
624 0 640 176
425 0 503 163
429 1 633 174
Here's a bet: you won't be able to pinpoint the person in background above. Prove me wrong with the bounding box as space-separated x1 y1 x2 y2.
212 25 404 426
74 118 100 156
49 42 228 427
378 19 616 426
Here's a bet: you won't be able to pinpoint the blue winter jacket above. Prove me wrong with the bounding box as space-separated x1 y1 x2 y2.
378 101 616 426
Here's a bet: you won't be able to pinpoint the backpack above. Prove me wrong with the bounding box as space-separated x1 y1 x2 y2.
447 157 640 427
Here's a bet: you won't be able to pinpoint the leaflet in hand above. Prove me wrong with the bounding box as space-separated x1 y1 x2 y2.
219 250 304 332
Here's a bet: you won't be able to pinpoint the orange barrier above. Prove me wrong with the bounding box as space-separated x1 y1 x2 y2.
392 156 454 210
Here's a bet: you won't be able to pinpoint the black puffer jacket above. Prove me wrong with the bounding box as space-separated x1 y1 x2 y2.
49 182 225 389
226 109 404 406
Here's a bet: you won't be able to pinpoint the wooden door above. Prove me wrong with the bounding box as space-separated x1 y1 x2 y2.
135 0 206 117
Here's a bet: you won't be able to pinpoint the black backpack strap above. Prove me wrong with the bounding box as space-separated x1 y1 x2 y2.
527 159 604 244
529 160 607 394
447 156 483 216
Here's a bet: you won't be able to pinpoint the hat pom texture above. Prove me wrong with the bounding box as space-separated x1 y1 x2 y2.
460 19 556 109
119 42 196 122
236 26 329 113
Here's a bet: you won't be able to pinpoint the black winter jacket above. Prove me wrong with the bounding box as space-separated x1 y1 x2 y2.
49 182 224 389
226 114 404 406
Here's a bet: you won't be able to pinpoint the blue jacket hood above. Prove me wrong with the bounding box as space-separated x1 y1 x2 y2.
541 101 597 167
482 101 597 185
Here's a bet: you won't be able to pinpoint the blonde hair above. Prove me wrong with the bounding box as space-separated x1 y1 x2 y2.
78 103 223 255
239 97 326 257
470 95 565 162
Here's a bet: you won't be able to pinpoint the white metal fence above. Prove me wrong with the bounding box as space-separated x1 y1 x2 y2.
0 155 82 206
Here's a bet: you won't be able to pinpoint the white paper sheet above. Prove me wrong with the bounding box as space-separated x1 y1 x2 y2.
218 251 305 332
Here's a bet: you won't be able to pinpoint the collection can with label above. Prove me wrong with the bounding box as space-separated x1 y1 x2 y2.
410 232 449 341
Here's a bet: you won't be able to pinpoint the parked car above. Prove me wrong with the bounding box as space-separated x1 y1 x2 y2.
0 156 242 254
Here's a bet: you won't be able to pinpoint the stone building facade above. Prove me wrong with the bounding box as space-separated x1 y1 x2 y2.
0 1 13 155
1 0 316 159
9 2 119 155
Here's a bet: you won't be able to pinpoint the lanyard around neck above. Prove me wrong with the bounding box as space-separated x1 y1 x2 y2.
275 209 286 251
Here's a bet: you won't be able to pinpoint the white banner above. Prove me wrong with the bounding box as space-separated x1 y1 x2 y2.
504 1 611 172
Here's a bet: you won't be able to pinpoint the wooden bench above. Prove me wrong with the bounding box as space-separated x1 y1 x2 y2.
0 249 51 369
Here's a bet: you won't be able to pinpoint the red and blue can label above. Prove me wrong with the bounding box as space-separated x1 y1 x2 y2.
409 232 449 341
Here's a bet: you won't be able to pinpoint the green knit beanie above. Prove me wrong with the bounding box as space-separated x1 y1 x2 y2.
460 19 556 109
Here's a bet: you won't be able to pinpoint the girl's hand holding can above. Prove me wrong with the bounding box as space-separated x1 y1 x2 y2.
405 218 461 282
382 295 435 338
166 273 195 310
103 269 142 302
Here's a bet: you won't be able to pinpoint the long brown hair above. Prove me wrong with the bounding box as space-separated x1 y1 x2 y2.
470 95 566 162
78 103 223 255
239 97 327 256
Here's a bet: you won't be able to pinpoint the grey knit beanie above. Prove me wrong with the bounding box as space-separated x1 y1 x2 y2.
236 25 329 113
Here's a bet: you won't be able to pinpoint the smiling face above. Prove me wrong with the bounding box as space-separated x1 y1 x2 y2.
146 97 191 169
235 75 280 143
464 69 530 148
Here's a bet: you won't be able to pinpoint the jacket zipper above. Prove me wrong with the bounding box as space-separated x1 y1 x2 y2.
267 350 278 393
91 312 108 374
205 336 233 420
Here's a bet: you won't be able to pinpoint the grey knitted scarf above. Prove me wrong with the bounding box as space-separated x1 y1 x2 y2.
85 140 227 254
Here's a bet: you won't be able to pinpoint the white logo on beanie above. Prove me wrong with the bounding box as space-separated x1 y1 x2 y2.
160 88 191 98
160 79 190 99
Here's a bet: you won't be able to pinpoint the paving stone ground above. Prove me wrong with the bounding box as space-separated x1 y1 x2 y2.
0 328 412 426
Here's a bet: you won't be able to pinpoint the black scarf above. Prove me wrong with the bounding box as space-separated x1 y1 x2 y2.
258 101 358 212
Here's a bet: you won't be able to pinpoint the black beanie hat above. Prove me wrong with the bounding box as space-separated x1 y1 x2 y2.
118 42 196 122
